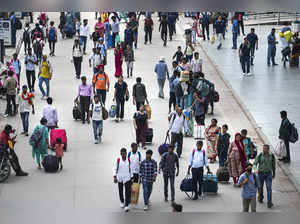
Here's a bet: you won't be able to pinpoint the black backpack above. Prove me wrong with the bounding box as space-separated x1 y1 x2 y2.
23 29 31 42
289 123 298 143
14 18 22 30
174 82 183 97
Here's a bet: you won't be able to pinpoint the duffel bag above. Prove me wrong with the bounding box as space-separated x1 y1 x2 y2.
42 155 59 173
180 175 194 192
216 166 230 182
158 135 170 155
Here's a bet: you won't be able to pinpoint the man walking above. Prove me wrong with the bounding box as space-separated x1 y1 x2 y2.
10 12 17 47
267 28 278 66
215 16 225 49
239 37 251 76
42 97 58 130
144 15 153 44
168 106 188 158
279 111 292 163
76 76 93 124
128 143 142 183
113 76 129 122
4 70 17 117
92 64 110 105
154 56 169 99
237 163 261 213
89 95 103 144
113 148 132 212
191 52 203 73
232 16 239 49
159 15 168 47
247 28 258 65
111 16 120 48
140 149 157 211
254 144 276 208
159 145 179 202
188 141 211 200
16 85 35 136
25 48 38 92
38 55 53 99
79 19 90 55
200 12 210 41
132 77 149 111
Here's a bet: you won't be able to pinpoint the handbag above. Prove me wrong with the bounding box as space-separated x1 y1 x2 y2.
131 183 140 204
274 140 287 158
100 101 108 120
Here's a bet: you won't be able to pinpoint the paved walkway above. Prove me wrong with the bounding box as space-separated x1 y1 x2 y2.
182 18 300 190
0 13 299 218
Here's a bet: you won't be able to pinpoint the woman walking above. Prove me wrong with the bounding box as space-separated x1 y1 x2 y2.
227 133 247 185
114 43 123 78
133 105 148 150
124 44 135 78
205 118 220 163
72 39 83 79
30 118 49 169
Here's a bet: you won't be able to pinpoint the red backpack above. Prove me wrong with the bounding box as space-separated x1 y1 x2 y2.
116 157 131 174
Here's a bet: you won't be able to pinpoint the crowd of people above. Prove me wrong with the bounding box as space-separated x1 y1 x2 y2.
0 11 298 213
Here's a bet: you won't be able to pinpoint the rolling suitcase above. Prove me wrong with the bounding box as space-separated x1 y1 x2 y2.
146 128 153 144
73 102 81 120
180 175 194 199
203 173 218 193
50 129 68 151
216 166 230 182
42 155 59 173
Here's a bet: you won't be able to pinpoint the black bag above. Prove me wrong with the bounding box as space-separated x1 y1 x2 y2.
14 19 22 30
216 166 230 182
158 135 170 155
289 123 298 143
23 29 31 42
281 47 291 57
213 91 219 102
180 175 194 199
42 155 59 173
146 128 153 143
73 104 81 120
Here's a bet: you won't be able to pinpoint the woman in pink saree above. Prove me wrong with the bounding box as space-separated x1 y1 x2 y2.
95 17 104 38
114 43 123 78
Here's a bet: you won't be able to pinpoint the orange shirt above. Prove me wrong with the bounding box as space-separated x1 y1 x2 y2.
93 72 110 90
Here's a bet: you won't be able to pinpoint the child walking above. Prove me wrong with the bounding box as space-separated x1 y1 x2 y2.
54 138 64 170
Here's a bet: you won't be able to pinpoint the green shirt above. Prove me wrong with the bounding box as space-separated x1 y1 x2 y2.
253 152 276 174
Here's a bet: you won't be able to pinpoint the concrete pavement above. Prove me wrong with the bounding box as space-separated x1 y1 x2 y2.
0 12 300 217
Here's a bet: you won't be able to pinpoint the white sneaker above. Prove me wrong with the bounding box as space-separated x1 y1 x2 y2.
242 73 246 76
120 203 125 208
94 140 99 144
144 205 149 211
124 206 130 212
247 72 252 76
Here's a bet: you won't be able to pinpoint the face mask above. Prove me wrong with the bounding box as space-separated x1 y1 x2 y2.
246 168 252 173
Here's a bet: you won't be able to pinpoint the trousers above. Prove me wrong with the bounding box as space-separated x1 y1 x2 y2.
118 180 131 207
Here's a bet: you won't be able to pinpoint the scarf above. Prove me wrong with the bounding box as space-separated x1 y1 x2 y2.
22 92 34 105
235 133 246 172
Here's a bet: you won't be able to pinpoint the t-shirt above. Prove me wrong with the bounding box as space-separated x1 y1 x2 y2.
17 93 33 113
129 20 139 32
93 72 110 90
55 143 64 158
191 58 203 73
134 111 148 127
25 55 37 71
114 81 128 100
174 51 183 63
186 46 194 56
90 102 102 121
246 33 258 47
239 43 251 57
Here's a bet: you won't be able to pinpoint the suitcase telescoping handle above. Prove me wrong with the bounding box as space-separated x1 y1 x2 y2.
165 133 170 144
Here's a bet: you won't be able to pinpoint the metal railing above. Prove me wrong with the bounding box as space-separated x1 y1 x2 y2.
246 12 300 24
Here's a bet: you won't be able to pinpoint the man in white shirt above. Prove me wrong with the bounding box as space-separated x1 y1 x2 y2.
79 19 90 54
111 16 120 48
96 38 107 65
42 97 58 130
168 106 188 158
89 48 103 74
16 85 35 136
128 143 142 183
88 95 103 144
187 141 211 200
191 52 203 73
113 148 132 212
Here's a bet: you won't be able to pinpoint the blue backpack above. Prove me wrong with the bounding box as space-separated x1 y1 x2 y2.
128 151 141 162
48 27 56 41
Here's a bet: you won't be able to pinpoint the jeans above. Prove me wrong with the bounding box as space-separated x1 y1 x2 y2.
133 31 138 48
161 31 167 46
112 32 118 48
250 46 255 64
26 70 36 92
96 89 107 105
243 198 256 212
20 112 30 133
92 120 103 141
168 23 175 40
171 132 183 157
48 40 56 54
116 98 125 119
186 55 193 62
258 172 272 203
80 36 87 53
142 179 153 206
202 24 209 40
39 77 50 97
192 31 197 44
6 94 16 115
80 96 90 121
169 92 176 111
73 56 82 78
218 149 228 167
232 32 238 49
118 180 132 207
240 56 250 74
192 167 204 197
157 78 166 98
181 95 189 109
176 96 182 106
164 175 175 201
145 27 152 43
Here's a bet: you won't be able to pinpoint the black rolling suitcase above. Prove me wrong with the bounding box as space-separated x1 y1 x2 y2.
73 102 81 120
146 128 153 144
42 155 59 173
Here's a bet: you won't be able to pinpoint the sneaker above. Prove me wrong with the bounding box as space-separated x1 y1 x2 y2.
124 206 130 212
242 73 246 76
16 171 29 176
25 133 29 137
21 132 26 135
120 203 125 208
3 114 8 118
98 137 102 143
267 202 274 208
115 118 119 123
95 139 99 144
144 205 149 211
247 72 252 76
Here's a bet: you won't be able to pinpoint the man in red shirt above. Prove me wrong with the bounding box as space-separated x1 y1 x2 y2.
0 124 28 176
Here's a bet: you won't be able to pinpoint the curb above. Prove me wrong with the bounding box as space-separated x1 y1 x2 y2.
198 42 300 194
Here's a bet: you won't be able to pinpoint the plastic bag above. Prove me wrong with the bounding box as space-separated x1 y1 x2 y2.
274 140 287 158
210 34 215 44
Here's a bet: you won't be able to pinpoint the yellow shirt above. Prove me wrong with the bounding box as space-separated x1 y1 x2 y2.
40 61 50 78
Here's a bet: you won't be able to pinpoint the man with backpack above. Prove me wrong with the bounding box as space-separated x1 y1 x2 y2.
38 55 53 99
24 48 38 92
200 12 210 41
31 23 44 42
48 21 57 56
132 77 149 111
92 64 110 105
188 141 211 200
168 106 188 158
128 143 142 183
253 144 276 209
23 23 31 55
113 148 132 212
159 145 179 202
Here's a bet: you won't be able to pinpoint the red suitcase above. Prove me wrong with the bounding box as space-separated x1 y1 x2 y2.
50 129 67 151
